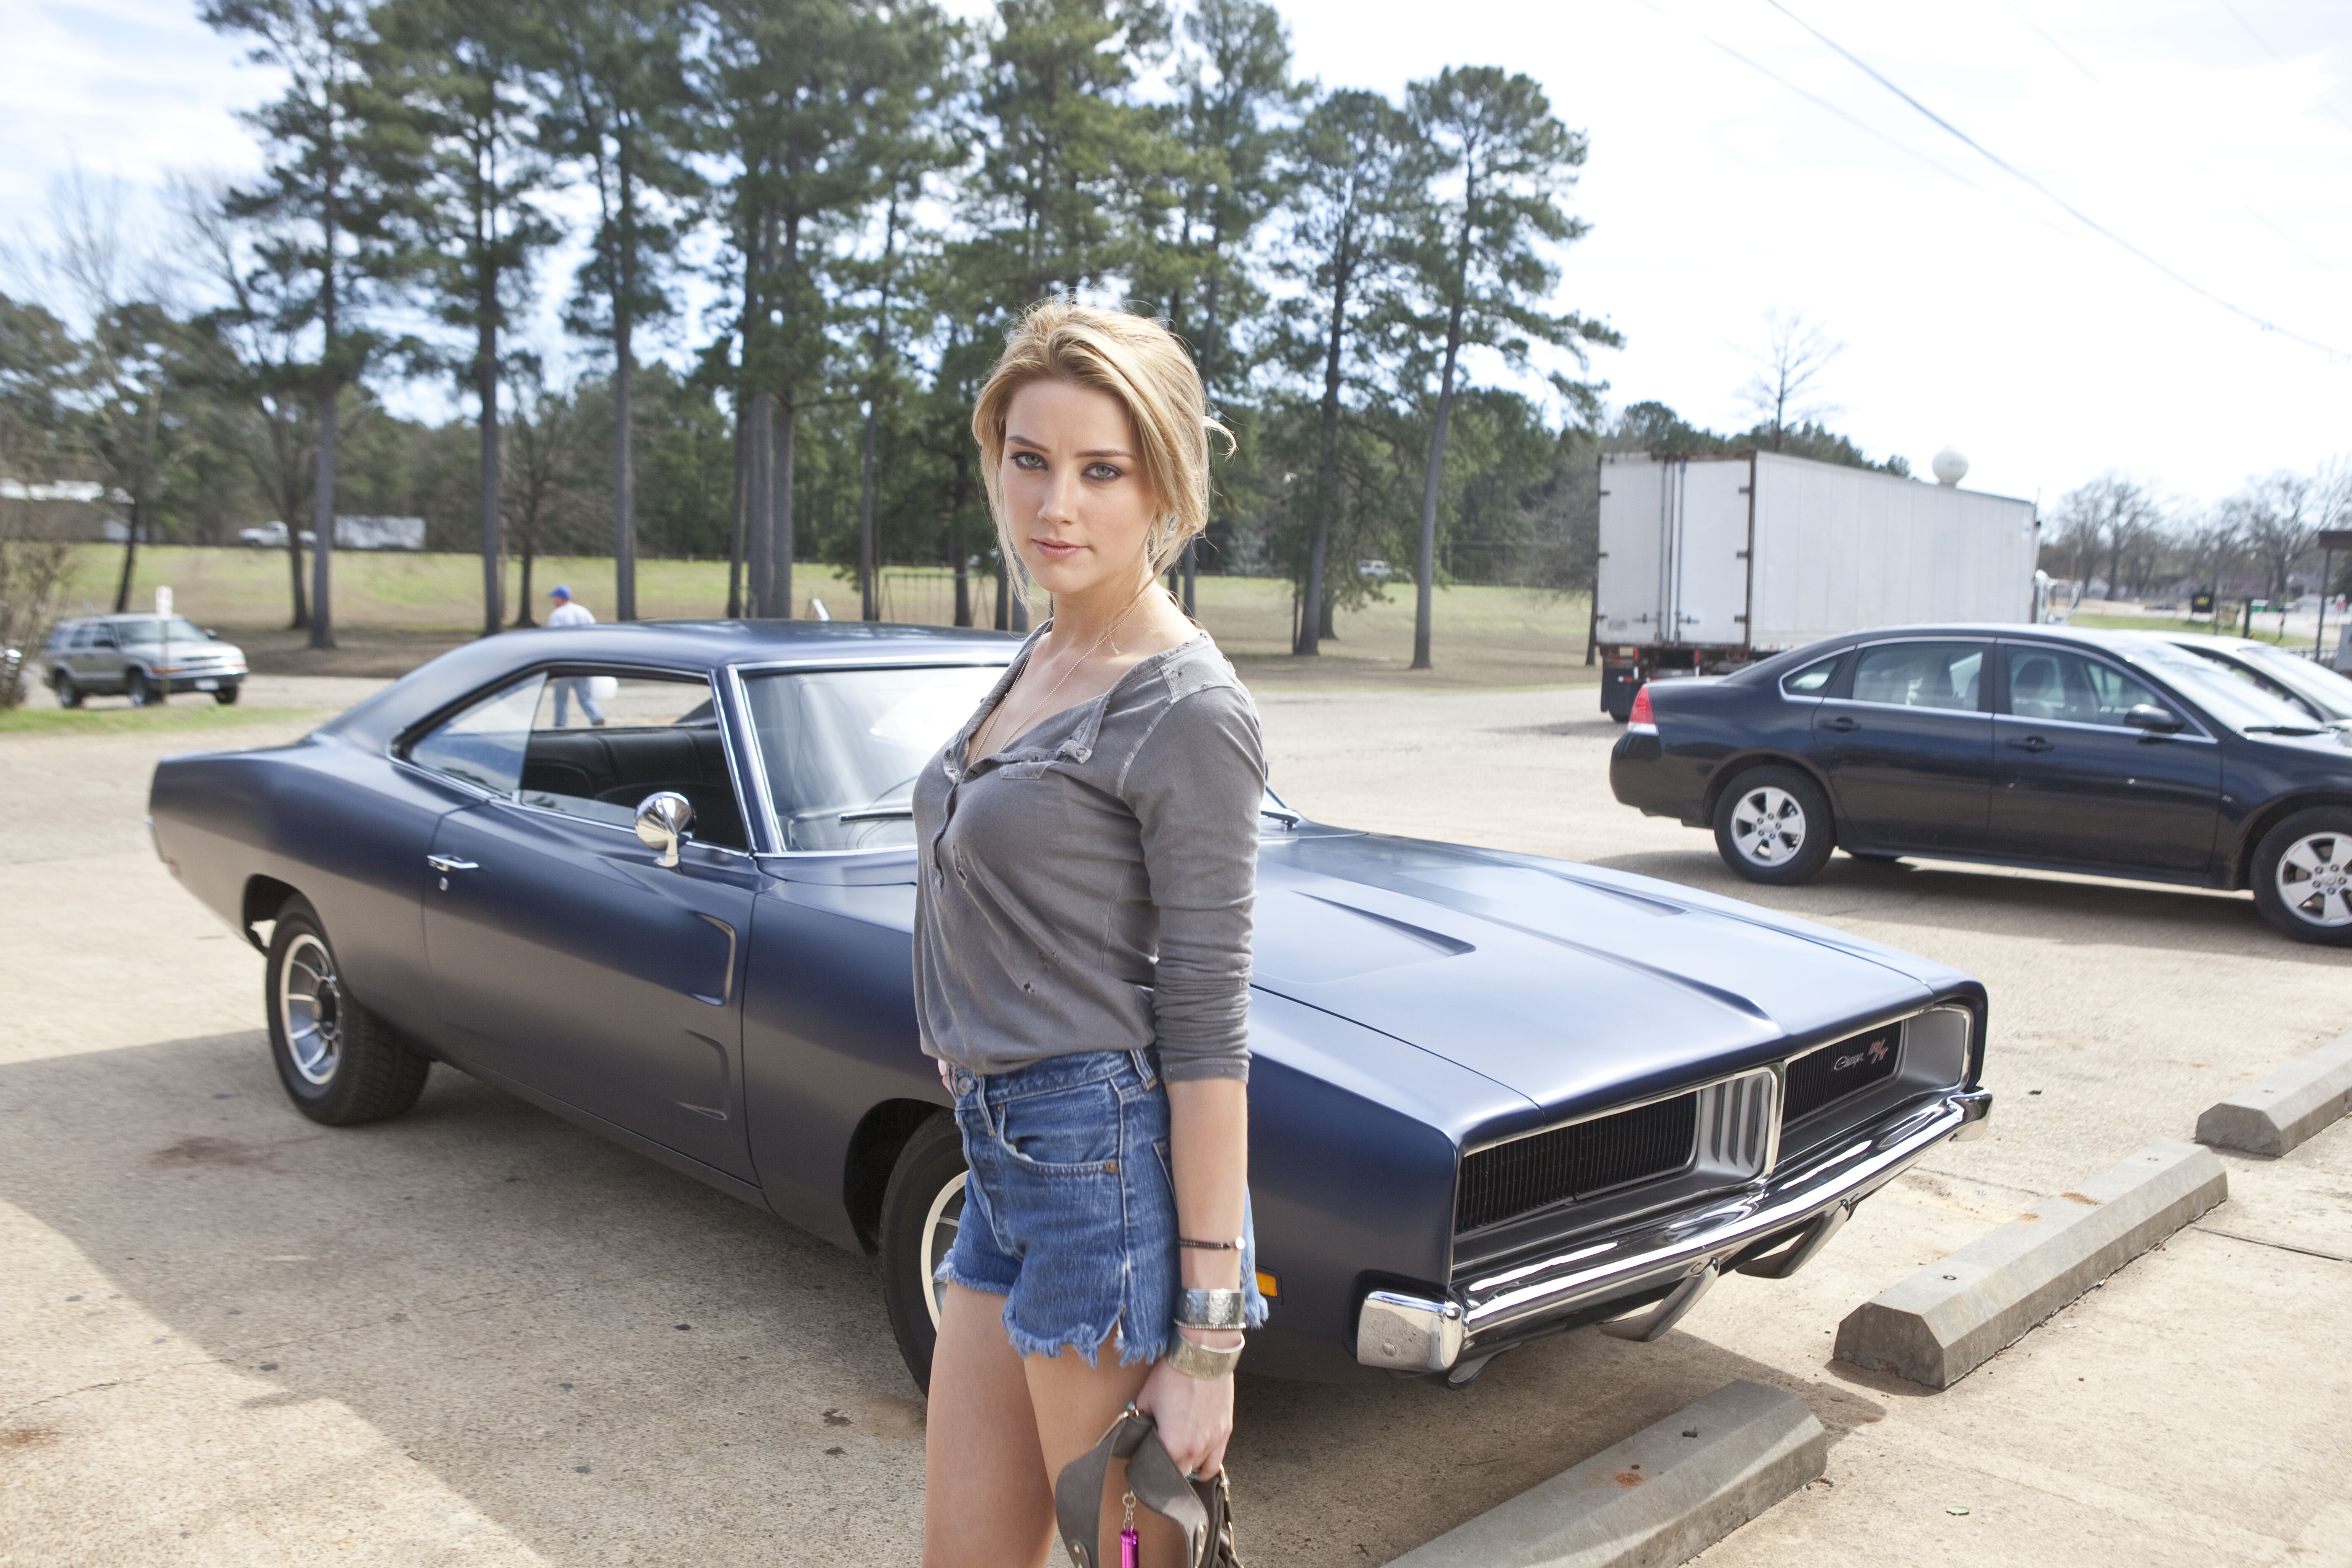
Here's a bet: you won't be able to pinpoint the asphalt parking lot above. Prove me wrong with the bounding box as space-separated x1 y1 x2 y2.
3 677 2348 1567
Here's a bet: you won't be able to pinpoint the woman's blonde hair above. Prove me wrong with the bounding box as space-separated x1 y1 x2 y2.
971 300 1230 599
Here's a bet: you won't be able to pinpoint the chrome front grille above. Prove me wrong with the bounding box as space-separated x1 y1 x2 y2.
1784 1022 1901 1122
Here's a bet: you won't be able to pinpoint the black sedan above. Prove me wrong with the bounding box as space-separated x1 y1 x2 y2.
1610 624 2352 945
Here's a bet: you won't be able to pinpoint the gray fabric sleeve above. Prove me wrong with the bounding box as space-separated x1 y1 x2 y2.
1122 681 1264 1083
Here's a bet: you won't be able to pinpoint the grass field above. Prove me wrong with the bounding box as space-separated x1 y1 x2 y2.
59 545 1600 691
2067 611 2305 647
0 703 316 737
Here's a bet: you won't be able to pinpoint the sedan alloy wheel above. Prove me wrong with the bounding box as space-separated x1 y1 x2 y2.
1732 786 1806 866
1712 765 1837 885
2274 831 2352 928
2253 809 2352 946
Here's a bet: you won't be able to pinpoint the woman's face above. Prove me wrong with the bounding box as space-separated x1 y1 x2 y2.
998 378 1159 601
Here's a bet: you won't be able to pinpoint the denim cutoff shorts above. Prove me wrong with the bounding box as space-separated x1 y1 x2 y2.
939 1048 1269 1366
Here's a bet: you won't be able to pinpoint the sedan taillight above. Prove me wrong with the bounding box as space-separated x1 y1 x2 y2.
1628 684 1656 729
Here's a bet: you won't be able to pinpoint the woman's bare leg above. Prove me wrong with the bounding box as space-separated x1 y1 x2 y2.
923 1284 1055 1568
1026 1342 1185 1566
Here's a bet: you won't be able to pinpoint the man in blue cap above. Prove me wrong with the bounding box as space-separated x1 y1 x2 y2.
546 585 605 727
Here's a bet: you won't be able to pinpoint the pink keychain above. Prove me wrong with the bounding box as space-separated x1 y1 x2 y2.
1120 1488 1140 1568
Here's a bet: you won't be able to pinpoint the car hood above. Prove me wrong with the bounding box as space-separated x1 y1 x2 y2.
1250 831 1961 1115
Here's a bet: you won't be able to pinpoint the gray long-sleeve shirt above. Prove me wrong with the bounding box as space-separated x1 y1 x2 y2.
912 629 1264 1083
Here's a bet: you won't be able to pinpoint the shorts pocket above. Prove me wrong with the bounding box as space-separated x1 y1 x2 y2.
993 1079 1122 1173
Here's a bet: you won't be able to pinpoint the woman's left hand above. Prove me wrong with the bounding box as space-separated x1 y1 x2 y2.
1133 1338 1237 1479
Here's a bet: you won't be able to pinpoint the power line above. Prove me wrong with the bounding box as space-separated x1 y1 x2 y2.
1764 0 2349 362
1630 0 1985 196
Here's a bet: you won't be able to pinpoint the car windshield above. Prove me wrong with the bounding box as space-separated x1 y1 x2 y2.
2123 644 2332 734
742 664 1006 851
115 616 211 644
2228 643 2352 721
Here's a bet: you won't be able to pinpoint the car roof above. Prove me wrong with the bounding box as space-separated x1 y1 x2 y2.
320 618 1024 749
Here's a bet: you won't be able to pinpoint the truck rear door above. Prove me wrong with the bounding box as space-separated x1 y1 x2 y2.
1596 455 1752 648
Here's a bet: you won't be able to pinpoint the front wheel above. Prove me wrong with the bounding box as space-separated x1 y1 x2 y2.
1713 766 1836 885
2251 809 2352 946
126 670 155 707
53 671 81 709
265 897 433 1123
213 682 241 706
879 1112 970 1393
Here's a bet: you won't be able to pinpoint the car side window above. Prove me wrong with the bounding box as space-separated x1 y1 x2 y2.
2005 648 2163 727
515 673 749 851
408 676 547 797
1850 642 1985 712
1780 654 1842 696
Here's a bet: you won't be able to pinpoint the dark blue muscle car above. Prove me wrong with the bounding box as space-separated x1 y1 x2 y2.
149 621 1992 1389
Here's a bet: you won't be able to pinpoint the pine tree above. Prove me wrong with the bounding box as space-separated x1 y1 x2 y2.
201 0 417 650
543 0 699 622
1388 66 1617 670
374 0 561 638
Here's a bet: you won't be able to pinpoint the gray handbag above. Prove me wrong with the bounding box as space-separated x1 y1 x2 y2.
1053 1408 1244 1568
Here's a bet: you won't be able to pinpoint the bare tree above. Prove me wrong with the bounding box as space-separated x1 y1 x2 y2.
2051 473 2166 601
16 173 198 618
2223 471 2324 603
1737 309 1842 450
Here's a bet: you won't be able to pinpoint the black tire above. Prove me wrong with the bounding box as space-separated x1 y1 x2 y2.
53 671 80 709
213 682 241 706
1712 765 1836 885
2250 808 2352 946
264 897 432 1124
126 669 155 707
879 1112 970 1393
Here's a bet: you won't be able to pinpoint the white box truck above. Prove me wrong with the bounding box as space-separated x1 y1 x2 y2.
1594 450 2039 719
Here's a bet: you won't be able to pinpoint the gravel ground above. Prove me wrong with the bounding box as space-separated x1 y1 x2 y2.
1 678 2345 1568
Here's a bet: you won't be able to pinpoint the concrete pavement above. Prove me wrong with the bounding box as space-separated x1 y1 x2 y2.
2 680 2347 1566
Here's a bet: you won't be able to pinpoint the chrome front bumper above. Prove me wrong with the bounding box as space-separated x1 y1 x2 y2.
1355 1087 1991 1375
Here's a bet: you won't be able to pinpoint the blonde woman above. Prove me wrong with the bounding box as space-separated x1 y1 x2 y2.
915 301 1265 1568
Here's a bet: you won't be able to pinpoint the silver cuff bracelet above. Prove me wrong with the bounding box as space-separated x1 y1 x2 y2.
1165 1334 1243 1381
1175 1288 1247 1330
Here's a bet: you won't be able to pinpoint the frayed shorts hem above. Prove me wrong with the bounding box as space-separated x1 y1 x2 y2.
931 1263 1168 1367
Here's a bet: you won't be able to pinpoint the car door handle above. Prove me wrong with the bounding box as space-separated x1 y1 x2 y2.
1823 715 1859 732
426 854 481 872
2006 735 2053 753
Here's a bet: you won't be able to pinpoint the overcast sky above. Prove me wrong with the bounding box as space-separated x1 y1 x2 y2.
5 0 2347 512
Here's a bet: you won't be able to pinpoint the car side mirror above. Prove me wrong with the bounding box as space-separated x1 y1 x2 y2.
2123 703 2185 733
634 791 694 867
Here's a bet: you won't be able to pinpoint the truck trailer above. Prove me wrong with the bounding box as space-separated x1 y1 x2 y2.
1594 450 2039 720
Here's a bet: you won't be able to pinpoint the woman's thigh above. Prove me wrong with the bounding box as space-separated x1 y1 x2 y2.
923 1284 1055 1568
1026 1348 1182 1567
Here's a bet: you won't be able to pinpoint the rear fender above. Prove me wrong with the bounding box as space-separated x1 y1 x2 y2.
1701 750 1837 827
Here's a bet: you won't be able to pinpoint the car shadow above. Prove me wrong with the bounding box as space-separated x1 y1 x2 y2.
1587 848 2347 963
3 1030 1878 1568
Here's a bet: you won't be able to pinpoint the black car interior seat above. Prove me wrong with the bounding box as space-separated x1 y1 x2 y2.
520 726 751 850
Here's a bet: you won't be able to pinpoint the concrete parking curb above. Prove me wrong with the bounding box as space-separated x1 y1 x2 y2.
1382 1380 1826 1568
1833 1139 2227 1389
2195 1031 2352 1158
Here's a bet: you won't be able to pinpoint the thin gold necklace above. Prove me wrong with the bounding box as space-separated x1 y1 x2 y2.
971 582 1155 761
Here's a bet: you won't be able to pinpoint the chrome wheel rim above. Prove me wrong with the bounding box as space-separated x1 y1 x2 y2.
921 1170 967 1332
2275 831 2352 928
279 933 344 1085
1731 785 1808 866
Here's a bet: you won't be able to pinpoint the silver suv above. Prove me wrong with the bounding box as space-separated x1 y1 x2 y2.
42 615 248 707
